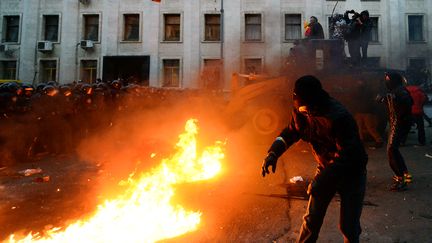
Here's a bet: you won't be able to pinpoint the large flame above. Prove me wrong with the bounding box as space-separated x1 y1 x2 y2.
8 119 224 243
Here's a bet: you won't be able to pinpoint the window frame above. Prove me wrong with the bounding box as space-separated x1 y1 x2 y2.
202 13 221 42
162 13 183 43
121 12 142 43
160 57 182 88
0 59 19 80
369 16 381 44
38 58 59 83
200 57 222 89
79 58 99 83
41 14 61 43
242 56 264 75
243 12 264 43
406 14 427 43
81 13 102 43
283 13 303 42
2 14 22 44
408 57 428 69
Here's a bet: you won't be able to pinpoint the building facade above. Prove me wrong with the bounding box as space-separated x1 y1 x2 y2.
0 0 431 89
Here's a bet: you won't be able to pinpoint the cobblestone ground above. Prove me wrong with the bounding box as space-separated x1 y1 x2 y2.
1 116 432 242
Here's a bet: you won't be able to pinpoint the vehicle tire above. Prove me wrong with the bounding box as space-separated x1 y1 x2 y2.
251 107 281 136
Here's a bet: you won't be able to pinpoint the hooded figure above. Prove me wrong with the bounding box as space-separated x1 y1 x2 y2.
261 75 367 243
382 72 413 191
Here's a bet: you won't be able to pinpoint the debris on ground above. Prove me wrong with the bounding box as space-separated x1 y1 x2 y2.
33 176 50 183
289 176 304 183
18 168 43 177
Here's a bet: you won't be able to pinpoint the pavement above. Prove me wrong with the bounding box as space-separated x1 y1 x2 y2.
1 119 432 242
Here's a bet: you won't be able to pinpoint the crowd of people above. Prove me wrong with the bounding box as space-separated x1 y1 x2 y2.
0 79 223 168
302 10 373 66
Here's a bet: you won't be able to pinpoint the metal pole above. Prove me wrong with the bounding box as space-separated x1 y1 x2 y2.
220 0 225 90
220 0 224 60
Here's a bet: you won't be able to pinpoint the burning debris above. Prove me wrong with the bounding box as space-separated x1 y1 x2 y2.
7 119 225 243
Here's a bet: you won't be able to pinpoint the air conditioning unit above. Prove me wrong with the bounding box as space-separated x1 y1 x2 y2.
79 0 90 5
0 44 9 52
37 41 53 52
80 40 94 49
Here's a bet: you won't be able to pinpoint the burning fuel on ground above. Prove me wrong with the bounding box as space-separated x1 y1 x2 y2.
7 119 225 243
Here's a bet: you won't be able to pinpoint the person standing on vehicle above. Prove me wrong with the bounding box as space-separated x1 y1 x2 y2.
359 11 372 65
344 10 362 65
261 75 367 243
379 72 413 191
305 16 324 39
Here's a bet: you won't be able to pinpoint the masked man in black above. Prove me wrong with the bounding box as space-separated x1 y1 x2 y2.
380 72 413 191
261 75 368 243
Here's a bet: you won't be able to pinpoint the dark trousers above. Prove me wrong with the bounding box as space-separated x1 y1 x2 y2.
413 114 426 145
387 126 410 177
360 41 369 62
423 112 432 126
348 40 361 65
355 113 383 143
298 169 366 243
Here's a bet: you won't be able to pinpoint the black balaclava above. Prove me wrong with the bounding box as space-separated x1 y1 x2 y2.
385 72 405 91
293 75 330 110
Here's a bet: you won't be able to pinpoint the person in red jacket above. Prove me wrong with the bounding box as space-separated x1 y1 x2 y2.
406 84 428 145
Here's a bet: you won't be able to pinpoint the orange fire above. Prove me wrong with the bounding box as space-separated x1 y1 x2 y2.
8 119 225 243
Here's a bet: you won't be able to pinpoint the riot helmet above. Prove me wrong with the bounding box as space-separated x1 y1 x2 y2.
43 85 59 97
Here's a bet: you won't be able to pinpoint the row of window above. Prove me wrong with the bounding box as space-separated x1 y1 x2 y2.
0 56 258 88
1 13 427 44
0 59 98 83
1 56 429 89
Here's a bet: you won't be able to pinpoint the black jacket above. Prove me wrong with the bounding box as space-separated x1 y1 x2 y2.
385 86 413 130
309 22 324 39
360 18 373 42
269 97 368 172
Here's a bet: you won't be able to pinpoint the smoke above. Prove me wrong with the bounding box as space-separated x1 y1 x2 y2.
73 85 317 242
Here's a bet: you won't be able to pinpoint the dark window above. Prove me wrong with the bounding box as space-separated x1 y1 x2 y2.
244 58 262 74
409 58 426 69
204 14 220 41
164 14 181 41
202 59 221 90
81 60 97 83
44 15 59 42
84 15 99 41
123 14 140 41
285 14 301 40
0 61 17 79
245 14 262 41
40 60 57 83
163 59 180 87
3 16 20 43
368 57 381 66
408 15 424 42
370 17 379 42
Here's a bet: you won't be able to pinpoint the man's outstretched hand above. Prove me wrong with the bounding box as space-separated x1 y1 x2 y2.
261 153 277 177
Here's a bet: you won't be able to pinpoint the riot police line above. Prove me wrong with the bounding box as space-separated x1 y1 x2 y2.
0 80 223 167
